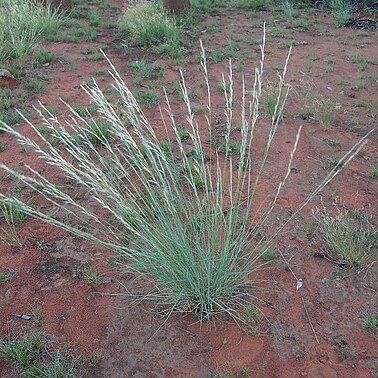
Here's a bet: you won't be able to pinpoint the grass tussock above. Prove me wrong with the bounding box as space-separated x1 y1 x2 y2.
314 201 378 266
0 29 373 323
0 333 80 377
118 1 182 48
0 0 64 65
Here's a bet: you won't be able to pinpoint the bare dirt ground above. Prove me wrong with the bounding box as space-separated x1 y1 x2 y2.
0 1 377 377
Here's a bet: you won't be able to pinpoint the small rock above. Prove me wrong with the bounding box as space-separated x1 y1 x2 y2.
0 69 20 89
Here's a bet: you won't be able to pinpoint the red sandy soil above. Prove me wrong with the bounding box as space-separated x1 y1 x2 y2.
0 1 377 377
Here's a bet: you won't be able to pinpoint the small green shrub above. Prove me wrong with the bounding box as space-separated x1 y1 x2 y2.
280 0 297 18
330 0 352 27
88 9 101 27
314 203 378 266
118 1 181 47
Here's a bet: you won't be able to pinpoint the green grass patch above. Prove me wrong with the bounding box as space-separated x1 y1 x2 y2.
0 0 64 65
32 50 56 68
0 88 28 126
236 0 267 10
362 314 378 330
314 203 378 267
118 2 181 49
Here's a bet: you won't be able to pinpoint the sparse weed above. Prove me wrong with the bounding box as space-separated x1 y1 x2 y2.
291 18 309 31
211 38 238 62
314 202 378 266
0 333 43 369
130 60 165 78
94 69 107 76
362 314 378 330
353 80 368 91
314 98 340 129
25 79 43 92
270 25 285 37
26 349 79 378
0 88 28 126
297 81 340 129
261 83 283 122
0 271 7 284
204 23 220 34
83 267 103 287
371 164 378 178
324 155 342 170
31 310 43 327
350 53 373 72
1 333 80 377
32 50 56 69
305 218 316 237
262 248 275 261
135 90 161 108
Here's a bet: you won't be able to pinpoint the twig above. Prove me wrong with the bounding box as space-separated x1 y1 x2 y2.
278 249 320 345
298 287 320 345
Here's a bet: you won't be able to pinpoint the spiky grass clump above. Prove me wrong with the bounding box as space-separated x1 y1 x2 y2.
1 334 79 377
118 1 181 48
0 333 44 369
0 0 64 64
0 30 373 322
314 202 377 266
